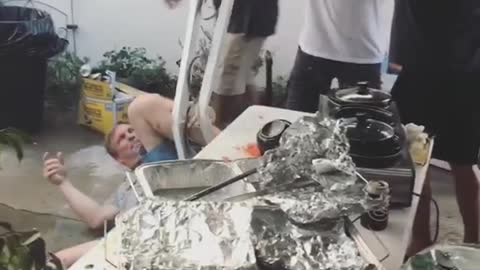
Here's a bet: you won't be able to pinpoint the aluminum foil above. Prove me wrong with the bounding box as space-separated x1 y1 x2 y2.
251 208 368 270
119 115 385 270
255 115 356 191
117 198 257 270
135 159 258 201
401 244 480 270
252 115 380 225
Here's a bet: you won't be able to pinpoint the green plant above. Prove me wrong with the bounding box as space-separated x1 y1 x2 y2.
45 52 86 111
0 128 31 162
98 47 177 98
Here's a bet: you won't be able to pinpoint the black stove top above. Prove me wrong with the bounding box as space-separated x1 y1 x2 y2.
332 102 416 208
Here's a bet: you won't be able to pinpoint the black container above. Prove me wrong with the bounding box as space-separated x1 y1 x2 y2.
333 105 396 126
344 113 402 157
0 55 48 132
0 6 67 132
257 119 291 155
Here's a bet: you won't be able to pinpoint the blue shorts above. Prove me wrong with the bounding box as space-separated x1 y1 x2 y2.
142 141 178 164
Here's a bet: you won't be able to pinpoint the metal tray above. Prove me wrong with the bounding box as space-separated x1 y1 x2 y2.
133 159 260 200
126 159 387 269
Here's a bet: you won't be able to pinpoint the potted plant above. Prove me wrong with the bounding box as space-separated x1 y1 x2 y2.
0 127 31 163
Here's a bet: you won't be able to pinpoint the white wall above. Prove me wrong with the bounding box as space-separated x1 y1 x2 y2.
30 0 305 78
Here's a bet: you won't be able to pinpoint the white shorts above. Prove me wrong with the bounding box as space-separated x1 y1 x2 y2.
214 33 266 96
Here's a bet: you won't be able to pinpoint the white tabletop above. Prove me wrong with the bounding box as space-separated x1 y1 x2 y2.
70 105 432 270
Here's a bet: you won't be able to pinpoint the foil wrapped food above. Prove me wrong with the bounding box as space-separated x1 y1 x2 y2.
255 115 357 191
253 115 380 225
117 199 257 270
118 114 385 270
252 207 369 270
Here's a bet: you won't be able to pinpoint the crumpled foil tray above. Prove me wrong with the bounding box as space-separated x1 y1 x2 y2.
125 159 384 270
134 159 260 201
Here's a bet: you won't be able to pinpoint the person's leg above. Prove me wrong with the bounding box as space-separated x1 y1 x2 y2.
55 240 99 268
336 61 382 89
128 93 220 149
406 173 432 257
450 164 480 243
127 94 172 151
286 48 334 113
244 37 267 106
212 33 250 128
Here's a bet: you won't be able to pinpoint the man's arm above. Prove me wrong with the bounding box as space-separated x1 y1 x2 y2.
43 152 119 230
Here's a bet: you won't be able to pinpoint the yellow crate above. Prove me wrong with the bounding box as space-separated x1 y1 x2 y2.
82 78 116 100
78 93 133 135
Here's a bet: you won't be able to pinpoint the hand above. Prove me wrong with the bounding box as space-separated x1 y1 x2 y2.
43 152 67 186
164 0 183 9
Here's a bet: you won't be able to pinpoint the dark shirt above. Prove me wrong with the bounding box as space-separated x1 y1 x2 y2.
213 0 279 37
392 0 480 111
388 0 418 66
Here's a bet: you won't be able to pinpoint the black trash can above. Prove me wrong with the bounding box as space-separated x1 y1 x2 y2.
0 6 67 133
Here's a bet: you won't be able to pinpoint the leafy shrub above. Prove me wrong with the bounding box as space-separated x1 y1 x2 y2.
45 52 86 111
98 47 177 98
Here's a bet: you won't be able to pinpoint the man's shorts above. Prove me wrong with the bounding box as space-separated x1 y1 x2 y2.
214 33 266 96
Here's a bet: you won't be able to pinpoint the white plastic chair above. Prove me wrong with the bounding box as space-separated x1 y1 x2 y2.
172 0 234 159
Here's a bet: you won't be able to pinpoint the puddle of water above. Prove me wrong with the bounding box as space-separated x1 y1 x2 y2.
67 145 124 180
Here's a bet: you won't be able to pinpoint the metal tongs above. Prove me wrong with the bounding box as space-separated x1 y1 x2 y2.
184 168 259 201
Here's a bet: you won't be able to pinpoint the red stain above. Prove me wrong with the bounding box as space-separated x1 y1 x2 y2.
241 143 261 157
222 156 232 162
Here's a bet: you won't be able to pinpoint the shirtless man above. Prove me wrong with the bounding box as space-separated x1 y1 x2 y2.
43 94 219 267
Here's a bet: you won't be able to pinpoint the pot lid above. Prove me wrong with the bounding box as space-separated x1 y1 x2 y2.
344 113 394 141
332 82 391 105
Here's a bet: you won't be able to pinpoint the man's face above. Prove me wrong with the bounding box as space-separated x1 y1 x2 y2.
111 124 143 168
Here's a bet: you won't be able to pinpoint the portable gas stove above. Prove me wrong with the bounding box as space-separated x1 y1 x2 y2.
345 103 415 208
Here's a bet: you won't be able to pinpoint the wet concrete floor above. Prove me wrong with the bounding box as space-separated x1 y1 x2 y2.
0 109 465 253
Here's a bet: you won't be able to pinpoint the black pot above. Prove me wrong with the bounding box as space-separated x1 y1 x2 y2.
344 113 401 158
333 105 395 126
257 119 291 155
350 152 403 168
328 82 392 108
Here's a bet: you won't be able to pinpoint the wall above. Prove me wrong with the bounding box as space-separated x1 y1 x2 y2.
27 0 305 78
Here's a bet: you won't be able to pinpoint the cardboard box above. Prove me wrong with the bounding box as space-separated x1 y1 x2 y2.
78 92 133 135
81 78 116 100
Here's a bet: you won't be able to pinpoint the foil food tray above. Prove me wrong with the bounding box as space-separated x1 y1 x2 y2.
125 159 386 270
133 159 260 201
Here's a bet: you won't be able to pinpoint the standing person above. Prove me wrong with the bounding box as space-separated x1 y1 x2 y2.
287 0 394 113
388 0 418 74
166 0 279 128
211 0 279 128
392 0 480 255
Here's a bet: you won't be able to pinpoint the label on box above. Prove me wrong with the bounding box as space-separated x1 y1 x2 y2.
78 96 133 135
82 78 114 100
